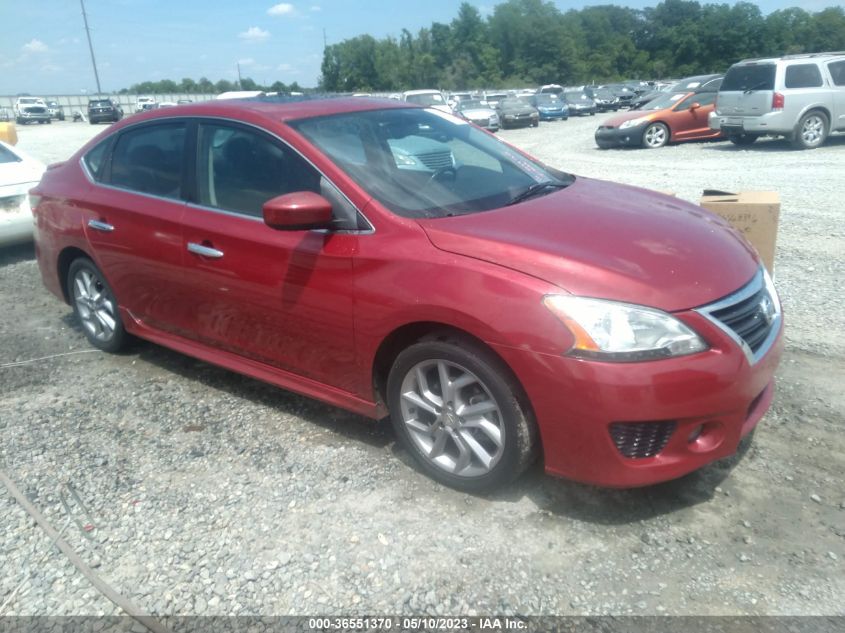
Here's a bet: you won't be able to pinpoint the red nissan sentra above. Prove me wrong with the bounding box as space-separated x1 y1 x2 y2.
30 98 783 492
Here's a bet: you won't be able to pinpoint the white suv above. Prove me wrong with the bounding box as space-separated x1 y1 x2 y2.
710 52 845 149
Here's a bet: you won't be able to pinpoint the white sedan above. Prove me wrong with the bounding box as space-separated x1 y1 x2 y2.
0 141 45 246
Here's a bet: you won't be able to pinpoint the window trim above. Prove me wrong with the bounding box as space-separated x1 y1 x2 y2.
78 115 374 234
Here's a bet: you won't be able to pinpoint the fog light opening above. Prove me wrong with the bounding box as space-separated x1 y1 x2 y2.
688 425 704 443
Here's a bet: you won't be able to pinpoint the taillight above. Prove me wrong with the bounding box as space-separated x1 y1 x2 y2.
772 92 784 110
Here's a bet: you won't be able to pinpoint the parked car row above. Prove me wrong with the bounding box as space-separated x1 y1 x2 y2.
594 51 844 150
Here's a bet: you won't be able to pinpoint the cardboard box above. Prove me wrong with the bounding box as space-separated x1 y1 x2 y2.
699 191 780 273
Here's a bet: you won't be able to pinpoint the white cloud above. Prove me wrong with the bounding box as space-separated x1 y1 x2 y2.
42 63 63 73
267 3 295 16
22 39 49 53
239 26 270 41
277 63 293 71
310 5 321 11
238 58 256 66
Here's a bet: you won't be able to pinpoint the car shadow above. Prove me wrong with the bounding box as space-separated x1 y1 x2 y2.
705 133 845 152
89 332 753 523
487 433 755 524
0 242 35 267
133 340 393 450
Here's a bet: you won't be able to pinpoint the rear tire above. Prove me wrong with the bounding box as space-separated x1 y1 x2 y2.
791 111 829 149
67 258 129 353
387 335 538 493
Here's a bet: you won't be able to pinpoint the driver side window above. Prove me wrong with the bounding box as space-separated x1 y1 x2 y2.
674 92 716 111
196 123 321 218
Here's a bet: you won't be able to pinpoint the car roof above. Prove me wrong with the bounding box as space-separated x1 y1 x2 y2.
110 96 416 125
403 89 441 95
736 51 845 64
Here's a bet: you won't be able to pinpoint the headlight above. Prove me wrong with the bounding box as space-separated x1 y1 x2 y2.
620 117 649 129
543 295 707 361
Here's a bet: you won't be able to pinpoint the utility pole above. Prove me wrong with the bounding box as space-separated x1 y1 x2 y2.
79 0 102 94
323 28 327 50
237 63 243 89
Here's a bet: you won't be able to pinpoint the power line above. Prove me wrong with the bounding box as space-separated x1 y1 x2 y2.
79 0 102 94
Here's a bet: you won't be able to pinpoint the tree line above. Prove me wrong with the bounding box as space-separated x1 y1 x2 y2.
118 77 305 95
319 0 845 91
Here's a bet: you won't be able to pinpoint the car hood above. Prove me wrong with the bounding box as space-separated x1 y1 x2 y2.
499 105 536 115
461 108 496 118
602 109 664 126
418 177 758 312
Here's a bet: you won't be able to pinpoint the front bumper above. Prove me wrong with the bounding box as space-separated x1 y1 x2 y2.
17 112 50 123
491 311 784 487
709 110 791 135
569 105 596 116
595 124 644 148
537 109 568 120
502 113 539 127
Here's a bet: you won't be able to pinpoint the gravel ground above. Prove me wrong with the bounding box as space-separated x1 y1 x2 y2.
1 116 843 618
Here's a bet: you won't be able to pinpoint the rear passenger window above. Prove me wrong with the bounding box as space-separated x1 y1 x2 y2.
109 123 186 199
83 140 110 181
784 64 823 89
829 61 845 87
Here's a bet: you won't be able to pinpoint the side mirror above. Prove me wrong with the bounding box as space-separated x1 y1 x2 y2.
263 191 333 231
689 102 702 110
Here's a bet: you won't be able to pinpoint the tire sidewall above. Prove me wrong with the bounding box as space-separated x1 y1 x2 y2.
386 339 533 493
67 258 127 353
643 122 668 148
794 111 829 149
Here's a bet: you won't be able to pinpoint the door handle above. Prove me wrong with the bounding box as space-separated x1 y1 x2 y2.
88 219 114 232
187 242 224 258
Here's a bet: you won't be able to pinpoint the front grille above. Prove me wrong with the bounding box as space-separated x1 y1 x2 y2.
416 150 453 170
609 421 676 459
23 107 47 114
598 125 615 130
699 269 779 361
471 117 490 127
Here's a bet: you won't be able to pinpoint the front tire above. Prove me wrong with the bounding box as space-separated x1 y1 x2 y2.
792 111 829 149
387 335 538 493
642 122 669 148
67 258 129 353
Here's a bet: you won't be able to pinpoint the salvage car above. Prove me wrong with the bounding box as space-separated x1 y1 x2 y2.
88 99 124 124
401 90 452 114
31 98 783 491
46 100 66 121
495 98 539 128
0 140 45 246
522 94 569 121
14 97 51 125
562 91 597 116
595 90 723 149
584 86 619 112
456 99 500 131
629 74 722 111
710 52 845 149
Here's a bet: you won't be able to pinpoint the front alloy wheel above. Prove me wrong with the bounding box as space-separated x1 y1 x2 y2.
642 122 669 148
387 336 537 492
68 259 128 352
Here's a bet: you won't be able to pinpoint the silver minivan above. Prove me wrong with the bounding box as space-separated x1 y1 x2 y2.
710 52 845 149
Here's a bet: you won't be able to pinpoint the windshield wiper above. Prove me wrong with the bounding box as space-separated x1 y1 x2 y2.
743 81 770 94
506 181 568 206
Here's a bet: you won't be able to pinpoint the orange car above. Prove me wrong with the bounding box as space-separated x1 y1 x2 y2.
595 91 724 149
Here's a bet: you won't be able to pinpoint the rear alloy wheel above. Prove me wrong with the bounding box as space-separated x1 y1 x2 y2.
67 259 128 353
729 133 757 146
642 122 669 148
387 337 537 492
792 111 829 150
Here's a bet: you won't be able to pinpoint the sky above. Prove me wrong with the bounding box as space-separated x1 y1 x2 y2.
1 0 843 95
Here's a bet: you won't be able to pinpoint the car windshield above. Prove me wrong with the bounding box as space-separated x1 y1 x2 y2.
19 98 39 104
458 100 485 110
405 93 444 106
640 92 687 110
0 144 22 164
500 99 525 108
290 108 573 219
721 64 776 92
89 100 111 107
535 94 559 104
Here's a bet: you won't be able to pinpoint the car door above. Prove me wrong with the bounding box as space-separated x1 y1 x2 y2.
827 60 845 131
81 120 189 335
670 92 718 140
180 120 361 392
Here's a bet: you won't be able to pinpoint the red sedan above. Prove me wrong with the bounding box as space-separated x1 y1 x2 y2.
31 98 783 491
595 90 724 149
